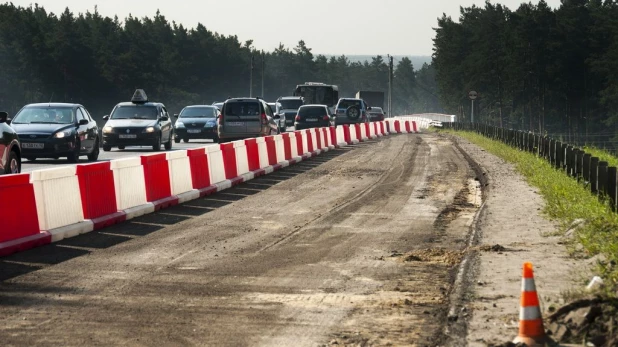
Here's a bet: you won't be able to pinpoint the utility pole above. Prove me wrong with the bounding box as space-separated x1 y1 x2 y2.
387 54 393 117
249 54 254 97
261 51 265 98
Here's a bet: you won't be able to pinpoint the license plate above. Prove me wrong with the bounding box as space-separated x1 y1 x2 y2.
306 118 318 122
187 129 201 133
22 142 44 149
227 122 244 126
119 134 137 139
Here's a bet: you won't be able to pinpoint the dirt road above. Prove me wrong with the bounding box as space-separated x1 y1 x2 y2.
0 133 479 346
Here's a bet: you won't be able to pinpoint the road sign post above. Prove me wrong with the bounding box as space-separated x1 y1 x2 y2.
468 91 478 123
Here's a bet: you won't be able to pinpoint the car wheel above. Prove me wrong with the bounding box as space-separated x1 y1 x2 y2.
164 134 173 150
346 106 360 119
118 145 125 150
183 138 189 143
6 150 20 174
103 145 111 152
87 139 100 161
67 141 80 163
153 135 162 151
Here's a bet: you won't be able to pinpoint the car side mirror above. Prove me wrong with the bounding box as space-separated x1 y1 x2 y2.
174 114 179 118
367 106 372 111
0 111 8 123
160 115 169 121
273 114 280 119
78 119 89 125
103 115 109 121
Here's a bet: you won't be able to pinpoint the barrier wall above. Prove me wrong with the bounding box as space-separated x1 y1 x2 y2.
1 121 410 256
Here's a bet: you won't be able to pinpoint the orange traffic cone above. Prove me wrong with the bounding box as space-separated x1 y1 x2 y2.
513 262 547 346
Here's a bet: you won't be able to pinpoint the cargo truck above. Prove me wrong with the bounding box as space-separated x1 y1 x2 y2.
355 91 385 109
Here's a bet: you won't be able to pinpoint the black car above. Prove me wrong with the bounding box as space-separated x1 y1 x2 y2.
10 103 100 163
174 105 220 143
0 111 21 174
102 89 173 151
294 104 335 131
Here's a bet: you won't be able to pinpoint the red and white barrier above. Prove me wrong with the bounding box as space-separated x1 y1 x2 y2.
167 150 199 203
207 145 228 190
289 131 301 161
187 147 216 197
77 162 125 229
336 125 347 146
111 157 152 219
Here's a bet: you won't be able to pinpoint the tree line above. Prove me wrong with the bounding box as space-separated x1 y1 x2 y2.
0 3 440 123
433 0 618 149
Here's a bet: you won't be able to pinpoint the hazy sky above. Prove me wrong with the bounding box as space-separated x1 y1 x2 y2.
10 0 562 56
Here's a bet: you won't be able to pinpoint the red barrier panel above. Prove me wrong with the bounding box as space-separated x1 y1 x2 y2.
314 128 322 149
187 147 211 189
373 122 379 136
321 128 328 148
141 153 174 207
394 120 401 133
385 121 390 133
0 174 40 243
405 121 411 133
265 136 277 165
220 143 238 179
412 121 418 132
295 131 304 155
330 126 337 145
244 138 260 171
343 125 352 144
77 162 125 229
281 133 292 160
306 130 314 153
365 122 371 138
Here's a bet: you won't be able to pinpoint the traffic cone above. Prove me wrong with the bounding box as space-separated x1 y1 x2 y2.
513 262 547 346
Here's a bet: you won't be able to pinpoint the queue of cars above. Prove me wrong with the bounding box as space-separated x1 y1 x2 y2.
0 88 387 175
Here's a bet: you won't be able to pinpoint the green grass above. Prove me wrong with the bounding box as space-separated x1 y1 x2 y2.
580 146 618 168
443 130 618 292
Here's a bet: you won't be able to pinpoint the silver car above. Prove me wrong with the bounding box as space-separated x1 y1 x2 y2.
217 97 279 143
334 98 371 126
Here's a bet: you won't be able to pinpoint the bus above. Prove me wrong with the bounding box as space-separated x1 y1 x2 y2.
293 82 339 111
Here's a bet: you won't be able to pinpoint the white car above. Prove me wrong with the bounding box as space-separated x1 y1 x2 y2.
429 121 443 128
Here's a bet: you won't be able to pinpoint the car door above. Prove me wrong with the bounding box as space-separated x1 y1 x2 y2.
161 106 172 140
75 108 91 153
0 123 7 172
80 107 98 151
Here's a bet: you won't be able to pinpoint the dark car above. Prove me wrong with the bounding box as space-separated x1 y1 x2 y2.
102 89 173 151
212 102 224 111
217 97 279 142
367 106 386 121
294 105 335 131
276 96 304 128
0 111 21 174
174 105 220 143
10 103 100 163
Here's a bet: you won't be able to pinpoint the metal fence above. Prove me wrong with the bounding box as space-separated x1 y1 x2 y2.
445 122 618 212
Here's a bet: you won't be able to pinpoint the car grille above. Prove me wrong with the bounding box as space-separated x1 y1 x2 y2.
113 127 143 134
18 134 50 140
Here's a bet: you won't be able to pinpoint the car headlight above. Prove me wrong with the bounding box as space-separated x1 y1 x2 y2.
143 127 155 133
103 126 113 134
175 121 185 128
54 130 72 139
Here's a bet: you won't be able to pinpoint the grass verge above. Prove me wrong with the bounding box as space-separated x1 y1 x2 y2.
443 130 618 294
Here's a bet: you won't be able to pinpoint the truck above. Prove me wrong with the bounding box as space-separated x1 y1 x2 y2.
355 91 385 109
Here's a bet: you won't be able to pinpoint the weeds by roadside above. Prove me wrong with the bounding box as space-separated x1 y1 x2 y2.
442 130 618 296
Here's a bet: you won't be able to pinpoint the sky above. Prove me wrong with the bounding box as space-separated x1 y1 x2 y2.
9 0 563 56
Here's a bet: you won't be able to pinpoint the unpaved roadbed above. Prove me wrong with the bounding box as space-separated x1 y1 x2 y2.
0 133 478 346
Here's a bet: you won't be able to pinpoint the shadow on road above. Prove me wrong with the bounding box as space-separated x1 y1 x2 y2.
0 147 354 283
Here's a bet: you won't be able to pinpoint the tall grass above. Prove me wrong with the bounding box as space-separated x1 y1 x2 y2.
447 130 618 290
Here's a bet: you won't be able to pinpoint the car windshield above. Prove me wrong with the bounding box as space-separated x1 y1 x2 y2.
278 99 303 110
180 107 216 118
337 100 362 109
111 105 158 120
225 101 261 116
298 107 327 117
11 107 75 124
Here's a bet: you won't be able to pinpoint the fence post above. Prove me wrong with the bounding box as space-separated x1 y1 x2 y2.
583 153 591 182
573 149 581 179
608 167 617 212
598 161 608 198
590 157 600 194
566 146 573 176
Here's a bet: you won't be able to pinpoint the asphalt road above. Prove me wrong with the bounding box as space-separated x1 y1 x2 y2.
20 140 218 173
0 133 479 346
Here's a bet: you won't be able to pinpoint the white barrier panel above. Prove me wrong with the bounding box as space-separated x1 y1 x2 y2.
167 150 193 196
274 135 285 163
301 130 309 154
207 145 226 184
359 123 367 140
336 125 346 146
318 128 326 149
289 132 299 158
350 124 358 142
324 128 332 148
370 122 376 138
310 129 318 151
31 166 84 230
234 140 250 176
111 157 148 211
256 137 269 169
